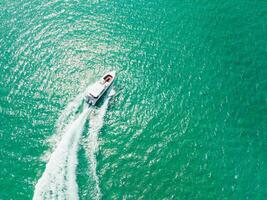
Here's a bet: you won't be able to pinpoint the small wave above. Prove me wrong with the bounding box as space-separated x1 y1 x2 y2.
83 90 114 199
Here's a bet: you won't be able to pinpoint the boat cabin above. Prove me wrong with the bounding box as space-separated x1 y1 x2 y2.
85 71 115 106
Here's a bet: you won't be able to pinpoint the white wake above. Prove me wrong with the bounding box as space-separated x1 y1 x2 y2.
34 88 114 200
41 87 88 163
33 108 89 200
83 92 113 200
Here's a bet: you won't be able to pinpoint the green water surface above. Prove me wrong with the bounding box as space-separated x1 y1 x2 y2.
0 0 267 199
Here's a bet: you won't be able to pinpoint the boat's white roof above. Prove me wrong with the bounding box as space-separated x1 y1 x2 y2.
89 82 105 98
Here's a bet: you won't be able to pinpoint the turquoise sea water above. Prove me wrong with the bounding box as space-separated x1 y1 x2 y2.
0 0 267 199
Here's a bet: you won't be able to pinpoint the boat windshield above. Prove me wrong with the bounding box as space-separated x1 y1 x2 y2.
103 75 112 83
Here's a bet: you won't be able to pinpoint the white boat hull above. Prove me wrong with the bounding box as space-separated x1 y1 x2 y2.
85 71 116 106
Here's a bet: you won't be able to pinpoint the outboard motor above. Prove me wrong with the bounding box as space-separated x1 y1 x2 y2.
84 95 93 106
84 96 90 103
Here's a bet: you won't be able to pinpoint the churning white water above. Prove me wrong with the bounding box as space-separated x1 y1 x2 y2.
33 107 89 199
83 92 113 200
34 88 114 200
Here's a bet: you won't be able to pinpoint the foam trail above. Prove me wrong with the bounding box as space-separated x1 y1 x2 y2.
41 85 92 162
84 90 114 200
56 84 93 133
33 108 89 200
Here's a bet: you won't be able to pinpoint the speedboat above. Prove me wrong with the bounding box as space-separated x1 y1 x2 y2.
85 71 116 106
